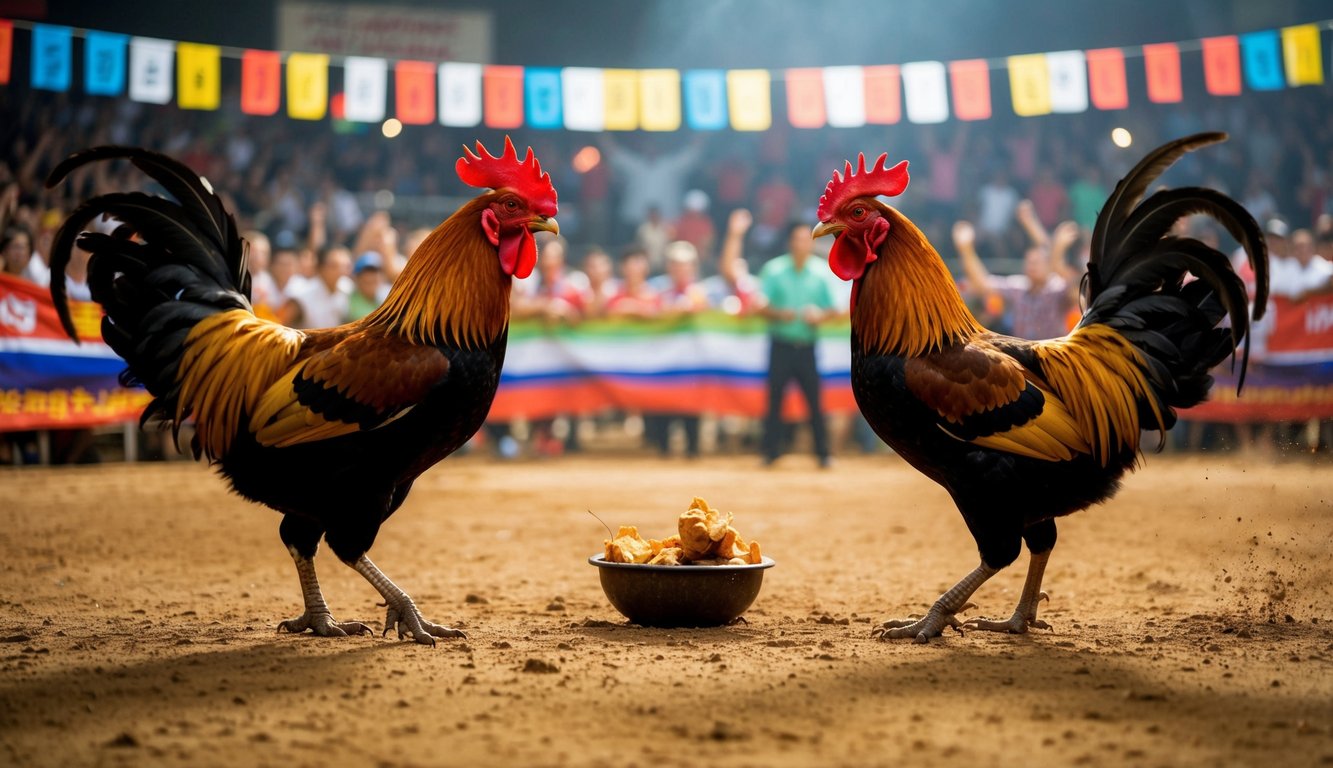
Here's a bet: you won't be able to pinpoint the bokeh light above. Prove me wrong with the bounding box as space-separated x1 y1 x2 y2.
1111 127 1133 148
381 118 403 138
572 146 601 174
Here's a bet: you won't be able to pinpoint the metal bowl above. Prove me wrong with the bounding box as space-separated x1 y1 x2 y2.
588 555 775 628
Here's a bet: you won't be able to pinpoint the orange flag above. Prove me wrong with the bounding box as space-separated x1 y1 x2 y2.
0 20 12 85
395 60 436 125
240 50 280 116
1086 48 1128 110
483 65 524 129
1202 36 1242 96
949 59 991 120
862 65 900 124
1143 43 1182 103
785 68 825 128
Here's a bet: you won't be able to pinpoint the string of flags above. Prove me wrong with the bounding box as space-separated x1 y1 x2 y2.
0 17 1327 131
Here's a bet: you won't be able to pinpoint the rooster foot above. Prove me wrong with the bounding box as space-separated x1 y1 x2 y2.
963 592 1052 634
382 601 467 647
871 602 975 644
277 611 374 638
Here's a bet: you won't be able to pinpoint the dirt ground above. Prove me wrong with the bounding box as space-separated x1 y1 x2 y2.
0 452 1330 767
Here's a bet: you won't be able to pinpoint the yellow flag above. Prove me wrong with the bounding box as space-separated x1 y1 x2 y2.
286 53 329 120
176 42 220 110
1007 54 1051 116
639 69 681 131
603 69 639 130
727 69 771 131
1281 24 1323 86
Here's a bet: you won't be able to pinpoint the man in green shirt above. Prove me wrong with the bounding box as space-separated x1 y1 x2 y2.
758 221 837 467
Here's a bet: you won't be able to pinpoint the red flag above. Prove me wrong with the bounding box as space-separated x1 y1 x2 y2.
785 68 825 128
240 50 281 116
0 20 12 85
395 60 436 125
483 65 524 129
1143 43 1182 103
1202 36 1242 96
863 65 900 124
948 59 991 121
1086 48 1128 110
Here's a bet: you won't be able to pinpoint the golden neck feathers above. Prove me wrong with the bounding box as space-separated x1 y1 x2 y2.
852 207 983 358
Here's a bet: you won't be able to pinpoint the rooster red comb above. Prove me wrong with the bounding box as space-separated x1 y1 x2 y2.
816 153 910 222
455 136 558 217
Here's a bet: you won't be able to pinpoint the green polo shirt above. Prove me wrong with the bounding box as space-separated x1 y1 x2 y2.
759 253 835 344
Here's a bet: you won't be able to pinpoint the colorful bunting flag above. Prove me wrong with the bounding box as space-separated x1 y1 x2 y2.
0 20 10 85
683 69 727 131
1281 24 1323 86
84 31 127 96
439 62 482 127
342 56 386 122
561 67 604 131
862 65 901 124
240 50 281 116
1143 43 1182 103
524 67 562 129
285 52 328 120
396 60 436 125
1202 36 1243 96
785 68 825 129
602 69 639 130
823 66 866 128
1046 50 1088 113
129 37 173 105
1241 31 1285 91
31 24 72 92
639 69 681 131
949 59 991 121
1086 47 1128 110
726 69 771 131
902 61 948 124
176 42 220 110
483 65 524 129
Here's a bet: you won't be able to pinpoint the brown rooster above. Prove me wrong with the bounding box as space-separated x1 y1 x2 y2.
811 134 1267 642
47 138 557 644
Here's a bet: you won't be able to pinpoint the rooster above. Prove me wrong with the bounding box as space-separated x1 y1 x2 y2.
47 138 558 645
811 134 1267 642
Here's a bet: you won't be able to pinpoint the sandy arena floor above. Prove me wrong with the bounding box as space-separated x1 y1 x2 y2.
0 453 1330 767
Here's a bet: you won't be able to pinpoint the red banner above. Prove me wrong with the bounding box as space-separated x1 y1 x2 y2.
1086 48 1128 110
862 65 901 124
0 274 150 431
949 59 991 121
0 19 12 85
240 50 281 116
395 60 436 125
1266 295 1333 360
1202 36 1243 96
785 68 826 129
1143 43 1183 103
483 65 525 129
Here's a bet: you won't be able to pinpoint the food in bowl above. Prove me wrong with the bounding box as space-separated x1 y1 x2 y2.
602 497 762 566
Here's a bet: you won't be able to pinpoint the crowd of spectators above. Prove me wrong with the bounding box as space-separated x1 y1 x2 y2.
2 80 1331 461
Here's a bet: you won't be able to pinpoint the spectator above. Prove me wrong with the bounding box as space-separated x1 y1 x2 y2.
1271 228 1333 302
243 230 283 318
704 209 762 314
644 241 708 458
1 225 45 284
290 246 352 329
581 245 618 319
635 207 672 273
346 251 389 322
954 212 1080 341
757 221 836 468
674 190 716 268
606 247 660 318
975 167 1021 256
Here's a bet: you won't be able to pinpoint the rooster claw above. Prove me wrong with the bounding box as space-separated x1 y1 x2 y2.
962 593 1053 635
382 602 467 646
277 611 374 638
872 607 969 644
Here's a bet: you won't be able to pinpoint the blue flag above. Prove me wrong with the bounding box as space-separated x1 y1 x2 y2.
1240 30 1285 91
31 24 72 92
525 68 563 130
684 70 727 130
84 31 128 96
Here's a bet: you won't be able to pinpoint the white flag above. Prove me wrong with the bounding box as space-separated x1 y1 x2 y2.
342 56 386 123
823 66 866 128
561 67 605 131
438 62 482 127
129 37 173 105
902 61 949 124
1047 50 1088 113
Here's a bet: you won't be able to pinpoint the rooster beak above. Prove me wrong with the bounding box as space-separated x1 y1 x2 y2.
528 216 559 235
812 221 845 239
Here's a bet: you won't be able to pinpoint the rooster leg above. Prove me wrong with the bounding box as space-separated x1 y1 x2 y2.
277 548 374 637
963 550 1053 634
872 563 997 643
351 555 466 647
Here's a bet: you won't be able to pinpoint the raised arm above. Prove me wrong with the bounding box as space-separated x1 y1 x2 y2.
953 220 991 293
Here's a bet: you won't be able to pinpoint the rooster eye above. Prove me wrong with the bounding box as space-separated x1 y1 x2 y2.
504 200 518 210
852 206 866 219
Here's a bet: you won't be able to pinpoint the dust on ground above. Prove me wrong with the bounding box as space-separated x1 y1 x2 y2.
1 454 1330 767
